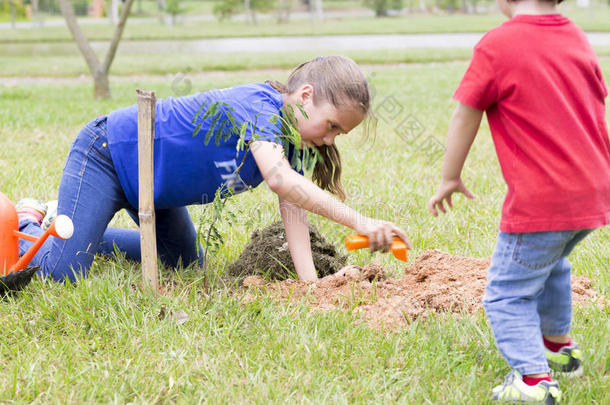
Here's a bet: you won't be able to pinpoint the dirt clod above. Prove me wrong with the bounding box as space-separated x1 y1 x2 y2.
241 250 608 331
228 221 347 280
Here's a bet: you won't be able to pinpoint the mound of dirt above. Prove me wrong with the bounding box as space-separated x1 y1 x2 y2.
241 250 609 330
228 221 347 280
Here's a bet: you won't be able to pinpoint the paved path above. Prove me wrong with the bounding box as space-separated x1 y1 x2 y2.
113 32 610 53
109 33 490 54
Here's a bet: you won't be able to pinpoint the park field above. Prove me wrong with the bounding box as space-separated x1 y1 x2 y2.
0 56 609 401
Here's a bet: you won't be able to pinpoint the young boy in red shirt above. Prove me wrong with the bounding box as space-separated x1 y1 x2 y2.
428 0 610 403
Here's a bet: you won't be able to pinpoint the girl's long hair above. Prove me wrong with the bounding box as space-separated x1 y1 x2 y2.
267 55 372 201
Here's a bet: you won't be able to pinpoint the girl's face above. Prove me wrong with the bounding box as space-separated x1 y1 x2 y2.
287 84 365 149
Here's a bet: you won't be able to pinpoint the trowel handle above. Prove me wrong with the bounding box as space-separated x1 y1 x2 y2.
345 234 408 262
344 234 370 250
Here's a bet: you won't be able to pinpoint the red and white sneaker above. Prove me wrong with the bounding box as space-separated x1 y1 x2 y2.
15 198 47 225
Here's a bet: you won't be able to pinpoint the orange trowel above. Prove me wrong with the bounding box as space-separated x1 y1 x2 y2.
345 234 409 262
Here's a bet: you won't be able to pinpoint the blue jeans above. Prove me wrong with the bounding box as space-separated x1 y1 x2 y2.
483 229 593 376
19 116 203 282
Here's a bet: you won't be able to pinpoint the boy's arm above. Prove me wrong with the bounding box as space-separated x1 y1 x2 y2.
279 197 317 281
428 102 483 216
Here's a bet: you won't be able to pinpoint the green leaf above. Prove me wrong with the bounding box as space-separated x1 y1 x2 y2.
204 111 222 145
191 101 208 124
193 122 203 137
296 103 308 119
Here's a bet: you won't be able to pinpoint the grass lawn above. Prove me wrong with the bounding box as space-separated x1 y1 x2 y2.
0 48 480 77
1 47 609 78
0 61 609 402
1 4 610 43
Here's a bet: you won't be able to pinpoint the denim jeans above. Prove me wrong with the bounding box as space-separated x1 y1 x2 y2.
483 229 593 376
19 116 203 282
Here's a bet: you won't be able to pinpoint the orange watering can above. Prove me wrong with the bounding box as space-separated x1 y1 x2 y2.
1 192 73 294
345 234 409 262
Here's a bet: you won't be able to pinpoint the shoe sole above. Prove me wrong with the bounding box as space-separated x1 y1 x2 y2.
552 366 584 379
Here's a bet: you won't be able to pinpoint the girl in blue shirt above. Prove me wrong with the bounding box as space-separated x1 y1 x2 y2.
17 56 409 282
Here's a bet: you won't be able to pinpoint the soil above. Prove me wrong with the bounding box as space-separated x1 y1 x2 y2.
228 221 347 280
240 249 609 331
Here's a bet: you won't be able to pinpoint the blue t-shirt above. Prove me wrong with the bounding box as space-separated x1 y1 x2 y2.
107 83 299 209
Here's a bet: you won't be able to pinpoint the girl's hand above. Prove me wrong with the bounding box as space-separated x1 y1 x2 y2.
354 217 410 253
428 178 475 216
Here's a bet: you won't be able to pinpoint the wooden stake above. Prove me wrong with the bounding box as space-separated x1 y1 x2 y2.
136 89 158 291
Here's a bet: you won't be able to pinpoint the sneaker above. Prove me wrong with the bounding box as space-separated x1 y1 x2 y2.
41 200 58 231
491 370 561 404
546 343 584 377
15 198 47 225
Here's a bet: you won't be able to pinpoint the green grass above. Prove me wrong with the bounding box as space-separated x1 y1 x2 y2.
0 62 609 402
0 48 479 77
1 47 609 78
2 4 610 43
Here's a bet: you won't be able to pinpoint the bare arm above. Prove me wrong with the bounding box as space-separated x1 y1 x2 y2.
250 140 410 253
428 102 483 216
279 197 317 281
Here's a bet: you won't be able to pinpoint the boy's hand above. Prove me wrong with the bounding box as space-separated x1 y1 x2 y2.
428 178 475 216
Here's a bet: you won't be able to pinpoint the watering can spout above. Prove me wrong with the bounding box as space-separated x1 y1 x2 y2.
1 192 74 278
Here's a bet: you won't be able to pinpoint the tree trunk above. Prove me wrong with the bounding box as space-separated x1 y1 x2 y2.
58 0 102 76
58 0 136 99
461 0 473 14
276 0 287 23
244 0 251 24
110 0 120 25
103 0 136 74
284 0 292 21
32 0 43 26
157 0 166 23
10 0 16 29
310 0 323 23
93 71 111 99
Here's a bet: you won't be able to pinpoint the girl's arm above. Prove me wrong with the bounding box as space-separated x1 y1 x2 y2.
250 140 409 254
428 102 483 216
279 197 317 281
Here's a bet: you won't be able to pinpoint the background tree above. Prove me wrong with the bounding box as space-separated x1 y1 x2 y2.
164 0 184 25
4 0 26 28
108 0 120 24
30 0 43 26
213 0 274 24
213 0 240 21
275 0 292 23
58 0 136 99
363 0 402 17
309 0 322 22
249 0 273 23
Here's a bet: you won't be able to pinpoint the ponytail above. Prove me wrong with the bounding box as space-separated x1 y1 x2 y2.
312 144 345 201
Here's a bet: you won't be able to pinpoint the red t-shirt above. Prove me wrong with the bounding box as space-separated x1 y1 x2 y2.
454 14 610 233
